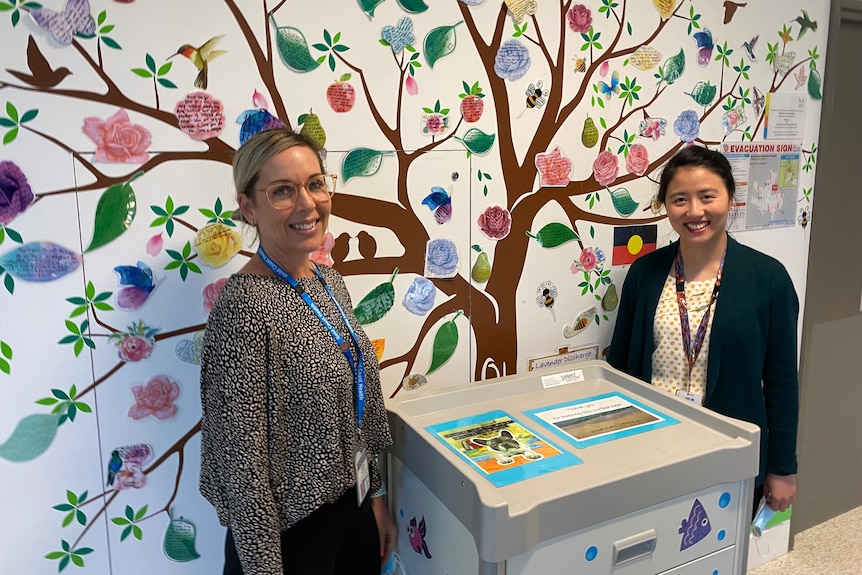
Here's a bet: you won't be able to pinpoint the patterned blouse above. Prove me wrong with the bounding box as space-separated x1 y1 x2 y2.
199 265 392 575
651 274 717 401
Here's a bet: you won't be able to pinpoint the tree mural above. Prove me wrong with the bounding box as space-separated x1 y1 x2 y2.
0 0 822 571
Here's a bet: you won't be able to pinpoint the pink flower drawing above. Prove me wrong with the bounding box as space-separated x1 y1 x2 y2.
567 4 593 33
626 144 650 176
118 334 154 362
82 109 151 163
535 146 573 187
174 91 225 141
129 375 180 421
309 231 335 266
146 233 164 256
114 466 147 491
570 247 606 274
202 277 229 315
478 205 512 240
592 151 619 186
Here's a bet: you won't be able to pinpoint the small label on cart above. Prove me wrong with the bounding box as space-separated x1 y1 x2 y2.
541 369 585 388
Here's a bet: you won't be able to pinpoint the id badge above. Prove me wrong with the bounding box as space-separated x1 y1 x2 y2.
675 389 704 405
354 442 370 506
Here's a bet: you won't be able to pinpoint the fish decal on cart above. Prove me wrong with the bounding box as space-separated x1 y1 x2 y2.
679 498 711 550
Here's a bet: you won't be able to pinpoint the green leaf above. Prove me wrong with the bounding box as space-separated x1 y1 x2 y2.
163 515 201 562
525 222 579 248
358 0 385 17
426 311 463 375
1 340 12 359
101 36 121 50
341 148 388 182
0 413 62 462
455 128 495 156
396 0 429 13
424 21 463 68
353 269 399 325
3 127 18 144
609 188 638 216
274 26 322 72
131 68 153 78
662 48 685 85
85 172 142 252
20 109 37 123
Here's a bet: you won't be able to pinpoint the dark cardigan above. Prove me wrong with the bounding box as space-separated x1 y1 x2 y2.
608 235 799 485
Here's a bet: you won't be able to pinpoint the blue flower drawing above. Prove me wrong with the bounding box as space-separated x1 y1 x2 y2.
425 238 460 278
403 277 437 315
494 39 531 81
673 109 701 143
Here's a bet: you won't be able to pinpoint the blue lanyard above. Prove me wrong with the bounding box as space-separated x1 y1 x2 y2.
257 246 365 429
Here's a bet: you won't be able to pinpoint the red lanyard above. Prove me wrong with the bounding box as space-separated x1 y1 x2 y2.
674 248 725 387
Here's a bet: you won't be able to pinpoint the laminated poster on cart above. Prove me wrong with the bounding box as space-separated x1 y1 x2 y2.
425 410 582 487
525 392 679 449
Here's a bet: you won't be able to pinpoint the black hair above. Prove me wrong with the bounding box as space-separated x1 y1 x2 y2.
657 146 735 204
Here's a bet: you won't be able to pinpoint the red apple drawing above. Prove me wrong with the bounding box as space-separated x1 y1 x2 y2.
327 73 355 113
459 80 485 123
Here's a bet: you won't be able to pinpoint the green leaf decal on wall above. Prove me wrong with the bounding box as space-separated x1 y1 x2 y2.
609 187 639 216
455 128 495 156
0 413 62 462
424 21 463 68
397 0 428 14
85 172 142 253
163 511 201 562
807 68 822 100
354 268 399 325
358 0 386 17
341 148 389 182
426 310 463 375
662 48 686 84
274 25 322 72
525 223 579 248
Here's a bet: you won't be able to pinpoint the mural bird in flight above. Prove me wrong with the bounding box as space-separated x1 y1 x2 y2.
170 34 227 90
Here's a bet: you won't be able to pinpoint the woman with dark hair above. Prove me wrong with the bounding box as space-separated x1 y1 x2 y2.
608 146 799 516
199 128 396 574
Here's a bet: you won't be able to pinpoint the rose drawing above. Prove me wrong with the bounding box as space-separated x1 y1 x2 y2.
309 231 335 266
403 277 437 315
592 151 619 186
128 374 180 421
673 109 701 143
422 113 449 135
0 161 35 225
117 334 155 362
425 238 459 278
82 109 151 163
202 277 229 315
114 466 147 491
535 146 573 187
494 39 531 81
194 222 242 267
567 4 593 33
174 91 226 141
478 205 512 240
571 247 606 274
625 144 650 176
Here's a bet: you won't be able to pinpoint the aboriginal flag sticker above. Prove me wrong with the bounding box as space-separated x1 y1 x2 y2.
612 225 657 265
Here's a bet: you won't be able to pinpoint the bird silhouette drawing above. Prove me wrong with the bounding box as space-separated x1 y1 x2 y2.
356 231 378 260
170 34 226 90
722 1 747 24
6 35 72 88
792 10 818 39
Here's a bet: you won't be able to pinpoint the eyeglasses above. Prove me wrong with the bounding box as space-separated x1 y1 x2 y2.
257 174 337 210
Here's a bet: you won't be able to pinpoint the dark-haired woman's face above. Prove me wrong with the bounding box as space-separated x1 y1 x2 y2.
664 167 731 249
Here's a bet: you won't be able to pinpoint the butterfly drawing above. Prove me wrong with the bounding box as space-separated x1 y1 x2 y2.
30 0 96 46
793 67 807 90
752 86 765 118
422 186 452 224
381 17 415 53
693 28 714 67
114 261 157 310
598 71 620 100
742 35 759 61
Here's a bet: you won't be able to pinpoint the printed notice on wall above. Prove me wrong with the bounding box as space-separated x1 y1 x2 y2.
764 92 806 140
722 142 801 232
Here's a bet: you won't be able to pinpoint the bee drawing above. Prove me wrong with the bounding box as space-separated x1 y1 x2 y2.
536 281 558 320
563 307 597 338
518 80 549 118
798 207 809 229
573 56 587 73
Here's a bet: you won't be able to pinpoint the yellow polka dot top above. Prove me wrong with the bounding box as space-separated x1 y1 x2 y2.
651 274 717 403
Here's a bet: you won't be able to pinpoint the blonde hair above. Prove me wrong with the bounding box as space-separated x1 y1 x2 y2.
231 128 326 223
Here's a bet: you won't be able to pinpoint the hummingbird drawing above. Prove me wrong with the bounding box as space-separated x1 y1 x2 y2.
170 34 226 90
741 35 759 61
106 450 122 486
792 10 818 39
6 35 72 88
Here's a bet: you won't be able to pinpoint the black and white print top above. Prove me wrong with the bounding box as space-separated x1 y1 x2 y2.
199 265 392 575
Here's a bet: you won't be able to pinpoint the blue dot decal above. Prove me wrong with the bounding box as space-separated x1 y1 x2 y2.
719 492 731 508
585 546 598 561
717 529 726 541
713 570 719 575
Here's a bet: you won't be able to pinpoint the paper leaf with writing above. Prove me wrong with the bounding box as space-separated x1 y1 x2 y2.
359 0 386 17
0 242 82 281
426 311 463 375
86 172 142 253
630 46 662 71
353 268 399 325
455 128 495 156
424 21 463 68
397 0 428 14
609 188 639 217
274 26 322 72
525 222 579 248
342 148 390 182
662 49 686 85
163 511 201 562
0 413 61 462
808 69 822 100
